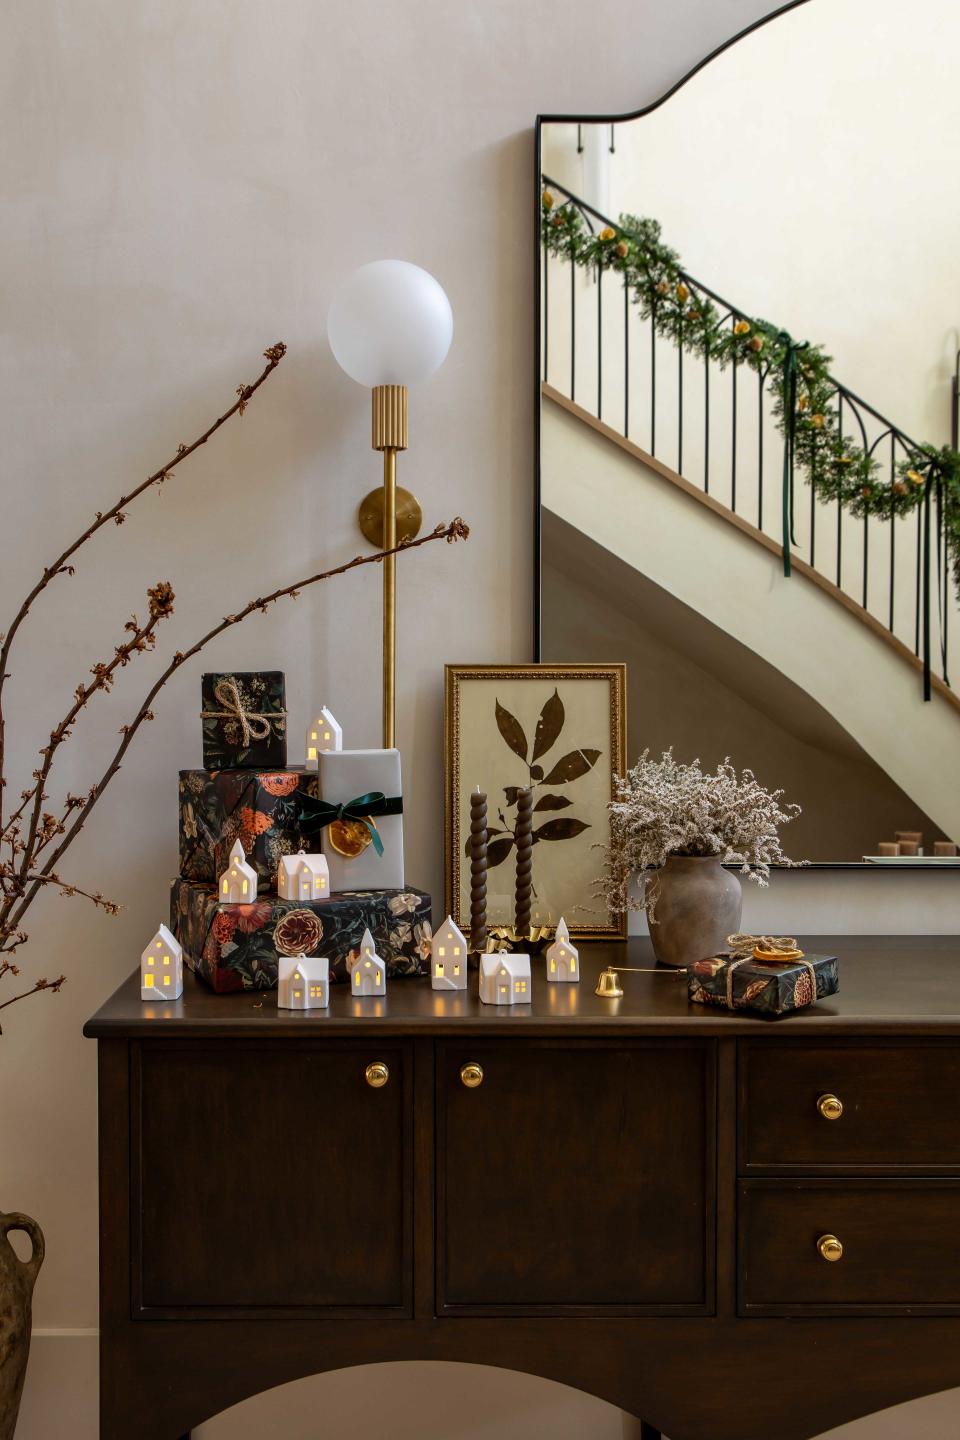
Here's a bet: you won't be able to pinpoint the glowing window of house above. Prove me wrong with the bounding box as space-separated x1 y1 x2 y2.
438 945 446 958
222 880 229 895
375 971 381 986
294 989 302 1000
310 729 318 742
365 960 371 969
319 877 326 889
453 964 460 977
308 745 317 760
310 985 322 998
436 962 444 976
163 975 171 987
323 731 331 742
155 940 162 949
550 958 556 973
163 954 170 966
241 878 248 895
144 973 155 988
453 945 461 956
499 984 508 997
354 972 361 986
147 956 155 967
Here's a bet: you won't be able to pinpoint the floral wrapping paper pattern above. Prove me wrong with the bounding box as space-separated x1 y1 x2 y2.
171 877 433 993
687 953 839 1018
179 768 321 888
200 671 287 770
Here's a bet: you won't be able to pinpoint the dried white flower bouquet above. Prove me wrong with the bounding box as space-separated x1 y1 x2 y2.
596 750 801 921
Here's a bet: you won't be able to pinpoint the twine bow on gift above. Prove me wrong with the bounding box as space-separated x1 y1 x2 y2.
200 676 285 749
298 791 403 858
721 932 817 1010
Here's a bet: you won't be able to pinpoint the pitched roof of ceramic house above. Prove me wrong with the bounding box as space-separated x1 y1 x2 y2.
278 953 328 984
279 852 328 878
143 923 181 956
479 953 531 980
435 915 466 946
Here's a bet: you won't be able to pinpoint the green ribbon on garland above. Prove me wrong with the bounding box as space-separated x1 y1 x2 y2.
777 331 810 579
297 790 403 858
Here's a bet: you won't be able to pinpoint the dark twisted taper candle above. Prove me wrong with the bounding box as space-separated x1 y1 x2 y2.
469 786 488 953
514 785 534 935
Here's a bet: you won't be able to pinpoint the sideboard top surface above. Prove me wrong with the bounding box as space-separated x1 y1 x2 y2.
84 935 960 1038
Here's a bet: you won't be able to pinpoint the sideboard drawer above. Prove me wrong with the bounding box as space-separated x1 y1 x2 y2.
133 1040 412 1317
740 1042 960 1172
436 1040 714 1314
740 1180 960 1314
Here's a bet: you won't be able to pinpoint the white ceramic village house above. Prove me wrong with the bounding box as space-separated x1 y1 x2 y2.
140 923 183 1001
277 953 329 1010
431 915 467 990
479 952 531 1005
545 917 579 983
277 850 330 902
352 926 386 996
305 705 342 768
219 839 258 904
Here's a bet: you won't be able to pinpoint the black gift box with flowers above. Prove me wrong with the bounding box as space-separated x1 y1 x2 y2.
170 878 432 993
178 767 321 889
200 671 287 770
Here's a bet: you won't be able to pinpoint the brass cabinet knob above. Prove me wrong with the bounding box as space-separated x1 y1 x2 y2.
817 1233 844 1262
365 1061 389 1089
460 1062 484 1089
817 1093 844 1121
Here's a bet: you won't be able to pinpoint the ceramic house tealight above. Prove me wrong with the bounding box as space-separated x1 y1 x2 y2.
545 917 579 983
352 927 386 996
219 839 258 904
277 953 329 1010
479 953 532 1006
277 850 330 903
141 923 183 1001
431 916 467 990
305 706 342 769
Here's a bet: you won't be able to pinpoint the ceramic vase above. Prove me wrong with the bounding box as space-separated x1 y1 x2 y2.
0 1211 44 1440
647 854 742 969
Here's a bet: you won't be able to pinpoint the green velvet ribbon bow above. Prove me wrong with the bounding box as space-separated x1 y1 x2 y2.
777 331 810 579
298 791 403 857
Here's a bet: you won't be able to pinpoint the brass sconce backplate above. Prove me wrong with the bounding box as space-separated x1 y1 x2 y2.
358 486 423 547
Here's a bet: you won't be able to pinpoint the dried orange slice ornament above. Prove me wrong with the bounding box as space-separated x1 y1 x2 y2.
327 817 375 858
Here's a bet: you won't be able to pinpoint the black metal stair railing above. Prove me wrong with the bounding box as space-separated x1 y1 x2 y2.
540 176 955 697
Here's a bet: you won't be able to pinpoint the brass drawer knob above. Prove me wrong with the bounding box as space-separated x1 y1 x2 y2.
460 1062 484 1089
818 1233 843 1262
817 1093 844 1121
365 1061 389 1089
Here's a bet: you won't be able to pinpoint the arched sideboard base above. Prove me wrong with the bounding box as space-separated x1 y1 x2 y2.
99 1318 960 1440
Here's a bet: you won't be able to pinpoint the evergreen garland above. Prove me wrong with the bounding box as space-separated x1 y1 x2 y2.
542 189 960 603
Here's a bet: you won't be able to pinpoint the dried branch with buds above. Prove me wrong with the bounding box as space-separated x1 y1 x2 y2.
0 336 470 1028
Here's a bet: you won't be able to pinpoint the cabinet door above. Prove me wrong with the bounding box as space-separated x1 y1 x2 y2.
133 1040 411 1317
436 1040 714 1314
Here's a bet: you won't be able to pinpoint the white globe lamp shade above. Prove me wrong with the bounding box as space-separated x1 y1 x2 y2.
327 259 453 388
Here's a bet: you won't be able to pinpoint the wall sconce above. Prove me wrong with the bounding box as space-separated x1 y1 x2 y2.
327 260 453 747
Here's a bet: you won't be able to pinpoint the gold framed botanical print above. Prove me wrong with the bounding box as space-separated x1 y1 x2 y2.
444 664 627 941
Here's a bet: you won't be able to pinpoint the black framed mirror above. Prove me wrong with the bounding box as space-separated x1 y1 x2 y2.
534 0 960 865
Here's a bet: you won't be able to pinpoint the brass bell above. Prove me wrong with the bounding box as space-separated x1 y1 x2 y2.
595 968 624 999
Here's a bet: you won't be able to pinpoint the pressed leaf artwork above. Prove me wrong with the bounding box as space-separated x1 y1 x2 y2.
447 666 625 938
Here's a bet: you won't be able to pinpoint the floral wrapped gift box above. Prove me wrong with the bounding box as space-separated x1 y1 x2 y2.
179 768 321 889
200 670 287 770
688 952 838 1017
171 878 432 993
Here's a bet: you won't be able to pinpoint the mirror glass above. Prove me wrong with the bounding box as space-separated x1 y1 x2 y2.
537 0 960 863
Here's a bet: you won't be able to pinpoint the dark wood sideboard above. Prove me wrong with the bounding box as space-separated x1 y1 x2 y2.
84 935 960 1440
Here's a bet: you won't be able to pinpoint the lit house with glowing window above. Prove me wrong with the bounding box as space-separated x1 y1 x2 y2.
278 850 330 903
219 839 257 904
305 706 342 768
479 953 531 1006
545 917 579 983
431 915 467 991
140 923 183 1001
352 927 386 996
277 953 329 1010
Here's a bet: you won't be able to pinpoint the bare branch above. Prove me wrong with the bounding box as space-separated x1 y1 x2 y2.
0 342 287 831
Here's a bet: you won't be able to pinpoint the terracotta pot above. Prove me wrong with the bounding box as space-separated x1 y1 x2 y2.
646 854 743 969
0 1212 44 1440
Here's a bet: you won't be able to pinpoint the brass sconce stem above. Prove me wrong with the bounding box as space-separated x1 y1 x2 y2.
369 384 409 750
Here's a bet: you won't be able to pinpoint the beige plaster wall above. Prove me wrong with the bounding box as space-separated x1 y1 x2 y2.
4 2 959 1436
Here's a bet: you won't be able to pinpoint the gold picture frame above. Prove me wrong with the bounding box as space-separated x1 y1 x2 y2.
444 663 627 941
